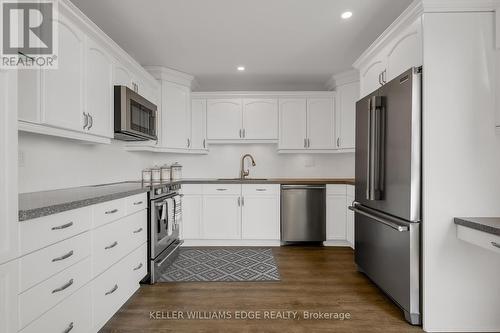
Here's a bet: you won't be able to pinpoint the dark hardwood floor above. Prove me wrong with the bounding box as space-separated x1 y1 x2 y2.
100 247 423 333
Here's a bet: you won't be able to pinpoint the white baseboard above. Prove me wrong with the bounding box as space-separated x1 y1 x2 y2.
182 240 281 247
323 240 354 248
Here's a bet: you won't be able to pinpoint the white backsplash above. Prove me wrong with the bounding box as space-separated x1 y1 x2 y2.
18 132 354 193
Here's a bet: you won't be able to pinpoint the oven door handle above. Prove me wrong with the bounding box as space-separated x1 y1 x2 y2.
156 240 183 267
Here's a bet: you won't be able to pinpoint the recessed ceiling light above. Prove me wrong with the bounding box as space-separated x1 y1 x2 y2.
237 66 245 71
341 11 352 19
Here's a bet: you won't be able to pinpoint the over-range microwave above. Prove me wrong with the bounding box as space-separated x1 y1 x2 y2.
114 85 157 141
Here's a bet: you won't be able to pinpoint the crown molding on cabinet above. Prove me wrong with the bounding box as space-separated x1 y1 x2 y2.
144 66 195 88
61 0 157 86
326 69 359 91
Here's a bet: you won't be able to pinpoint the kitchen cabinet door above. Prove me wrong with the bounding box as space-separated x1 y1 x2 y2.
86 38 113 138
359 58 386 98
326 195 347 241
278 98 307 149
41 15 85 132
0 70 18 265
241 190 280 240
202 195 241 239
206 99 242 140
385 18 422 82
190 99 207 150
307 98 335 149
113 62 133 89
0 260 19 333
162 82 190 149
242 99 278 140
346 188 355 249
336 82 359 149
182 195 203 239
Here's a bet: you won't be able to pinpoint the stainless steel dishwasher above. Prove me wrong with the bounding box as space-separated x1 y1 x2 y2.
280 185 326 242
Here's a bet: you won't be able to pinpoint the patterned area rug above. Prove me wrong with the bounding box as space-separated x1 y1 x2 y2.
158 248 280 282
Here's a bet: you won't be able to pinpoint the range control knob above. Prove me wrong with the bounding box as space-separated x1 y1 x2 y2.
155 188 163 195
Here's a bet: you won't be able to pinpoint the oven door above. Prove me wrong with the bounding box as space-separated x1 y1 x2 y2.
150 196 179 260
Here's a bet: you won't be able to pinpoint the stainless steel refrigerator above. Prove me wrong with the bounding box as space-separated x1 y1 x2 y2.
350 67 421 325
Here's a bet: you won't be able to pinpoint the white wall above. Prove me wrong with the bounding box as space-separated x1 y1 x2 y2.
422 12 500 332
18 132 355 193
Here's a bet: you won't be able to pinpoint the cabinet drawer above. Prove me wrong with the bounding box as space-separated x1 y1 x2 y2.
91 218 128 278
125 243 147 287
182 184 203 195
20 231 91 292
92 251 139 331
19 257 91 329
20 207 91 256
203 184 241 195
457 225 500 255
242 184 279 195
125 193 147 215
20 284 91 333
93 198 126 228
326 184 346 196
126 210 148 251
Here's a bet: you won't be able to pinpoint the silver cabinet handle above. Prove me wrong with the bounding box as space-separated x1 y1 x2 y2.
256 188 267 192
62 322 74 333
187 138 191 148
105 284 118 296
52 278 74 293
105 209 118 215
133 227 143 234
308 138 311 147
88 114 93 130
52 250 74 262
133 263 143 271
337 137 340 147
241 196 244 206
304 138 307 148
243 129 246 138
133 201 143 205
239 129 242 138
105 241 118 250
382 70 387 84
51 222 74 231
203 139 206 148
216 188 227 191
491 242 500 249
83 112 88 129
237 197 241 206
378 72 382 86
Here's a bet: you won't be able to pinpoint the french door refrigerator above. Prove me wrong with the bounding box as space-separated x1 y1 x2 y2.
350 67 422 325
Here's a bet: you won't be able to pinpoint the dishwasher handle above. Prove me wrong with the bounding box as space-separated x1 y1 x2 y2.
281 185 326 190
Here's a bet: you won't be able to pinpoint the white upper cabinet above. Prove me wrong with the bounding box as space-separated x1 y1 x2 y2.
162 82 190 149
279 98 307 149
356 18 422 98
41 15 85 132
112 62 133 89
335 81 359 150
207 99 243 140
242 99 278 140
307 98 335 149
0 70 18 265
190 99 208 150
86 38 113 138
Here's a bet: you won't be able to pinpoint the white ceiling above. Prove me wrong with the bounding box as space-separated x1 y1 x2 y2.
71 0 413 91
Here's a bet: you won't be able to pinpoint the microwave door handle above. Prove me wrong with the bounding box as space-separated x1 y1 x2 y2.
366 98 372 200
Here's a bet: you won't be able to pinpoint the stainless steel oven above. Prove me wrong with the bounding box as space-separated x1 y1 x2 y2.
114 85 157 141
145 183 183 284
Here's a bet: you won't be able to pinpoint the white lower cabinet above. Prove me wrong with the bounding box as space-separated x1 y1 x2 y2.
241 185 280 240
20 284 91 333
182 184 280 242
326 185 355 248
0 260 18 333
17 193 148 333
203 194 242 240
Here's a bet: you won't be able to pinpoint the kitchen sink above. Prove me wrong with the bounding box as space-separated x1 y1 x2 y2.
216 178 268 181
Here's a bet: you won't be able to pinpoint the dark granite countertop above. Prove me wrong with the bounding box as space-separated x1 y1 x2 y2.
454 217 500 236
19 178 355 222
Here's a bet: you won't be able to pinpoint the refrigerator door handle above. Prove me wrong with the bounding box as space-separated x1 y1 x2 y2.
366 98 372 200
372 96 385 200
349 202 410 232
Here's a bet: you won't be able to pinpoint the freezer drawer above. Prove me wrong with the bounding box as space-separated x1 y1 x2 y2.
354 206 420 325
280 185 326 242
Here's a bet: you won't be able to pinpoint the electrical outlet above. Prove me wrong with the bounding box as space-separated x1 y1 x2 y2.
18 150 25 167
